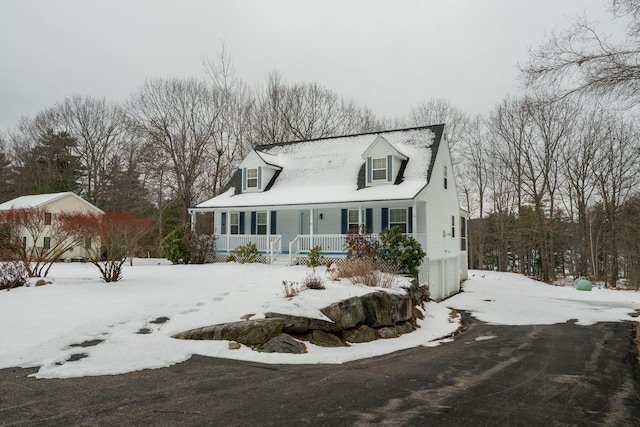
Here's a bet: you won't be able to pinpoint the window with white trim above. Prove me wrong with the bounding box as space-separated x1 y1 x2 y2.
230 212 239 235
44 212 52 225
257 212 267 235
460 216 466 250
372 157 387 181
43 236 51 249
85 237 92 250
389 208 407 233
348 209 360 231
246 168 258 188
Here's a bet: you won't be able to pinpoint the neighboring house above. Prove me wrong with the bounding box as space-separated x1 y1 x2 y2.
189 125 468 300
0 192 104 260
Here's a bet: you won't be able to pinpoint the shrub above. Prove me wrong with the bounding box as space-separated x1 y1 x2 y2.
378 226 426 276
345 225 380 259
0 261 28 290
306 245 324 268
234 242 259 264
225 253 237 262
188 232 216 264
161 223 190 264
303 272 325 290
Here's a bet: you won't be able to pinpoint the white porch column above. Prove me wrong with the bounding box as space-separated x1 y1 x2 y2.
412 201 417 238
358 206 363 229
226 210 231 253
309 208 314 248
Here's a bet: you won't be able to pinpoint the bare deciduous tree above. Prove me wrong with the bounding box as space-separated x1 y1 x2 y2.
127 77 223 222
521 0 640 104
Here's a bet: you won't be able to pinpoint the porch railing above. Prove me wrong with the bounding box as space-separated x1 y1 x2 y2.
218 234 282 256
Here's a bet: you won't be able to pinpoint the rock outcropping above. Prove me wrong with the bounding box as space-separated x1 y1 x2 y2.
174 282 429 353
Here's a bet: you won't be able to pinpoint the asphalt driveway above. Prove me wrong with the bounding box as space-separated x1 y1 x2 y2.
1 316 639 426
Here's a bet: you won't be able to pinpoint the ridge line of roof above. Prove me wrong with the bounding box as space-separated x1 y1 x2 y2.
254 123 445 151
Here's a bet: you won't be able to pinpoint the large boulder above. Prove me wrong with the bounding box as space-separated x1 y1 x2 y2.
342 325 377 343
360 292 395 327
311 330 346 347
258 333 307 354
173 318 283 346
264 312 310 334
320 296 366 330
391 294 413 323
265 312 339 333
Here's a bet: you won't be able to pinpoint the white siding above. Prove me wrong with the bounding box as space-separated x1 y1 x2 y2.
415 136 462 299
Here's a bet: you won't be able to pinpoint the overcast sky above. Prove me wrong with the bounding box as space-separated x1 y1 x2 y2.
0 0 617 132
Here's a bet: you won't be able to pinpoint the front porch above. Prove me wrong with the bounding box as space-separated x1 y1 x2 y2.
212 233 365 265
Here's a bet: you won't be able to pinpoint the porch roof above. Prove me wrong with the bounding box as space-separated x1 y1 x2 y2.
194 125 442 210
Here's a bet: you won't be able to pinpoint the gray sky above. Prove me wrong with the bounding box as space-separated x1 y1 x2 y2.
0 0 616 131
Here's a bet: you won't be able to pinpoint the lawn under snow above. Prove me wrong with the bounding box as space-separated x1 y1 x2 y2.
1 261 639 379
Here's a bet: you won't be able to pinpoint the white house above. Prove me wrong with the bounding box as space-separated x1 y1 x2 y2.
189 125 468 300
0 192 104 260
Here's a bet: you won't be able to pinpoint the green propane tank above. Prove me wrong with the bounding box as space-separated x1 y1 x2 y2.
574 276 593 291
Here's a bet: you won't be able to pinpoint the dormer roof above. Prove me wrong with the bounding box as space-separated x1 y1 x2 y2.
361 135 408 161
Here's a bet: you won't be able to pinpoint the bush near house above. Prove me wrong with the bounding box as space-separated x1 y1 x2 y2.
379 226 425 276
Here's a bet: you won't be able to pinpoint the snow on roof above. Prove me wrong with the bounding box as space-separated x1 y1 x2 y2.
0 192 104 213
0 192 72 211
196 125 443 209
255 151 283 168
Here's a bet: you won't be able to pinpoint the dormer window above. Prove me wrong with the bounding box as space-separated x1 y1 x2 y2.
246 168 258 188
372 158 387 181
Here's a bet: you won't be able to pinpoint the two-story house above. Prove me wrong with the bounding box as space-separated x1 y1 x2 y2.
189 125 467 300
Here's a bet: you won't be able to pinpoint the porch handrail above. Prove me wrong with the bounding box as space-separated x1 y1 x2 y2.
270 235 282 264
289 235 300 265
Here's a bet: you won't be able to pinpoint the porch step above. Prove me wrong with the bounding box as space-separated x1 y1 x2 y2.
270 254 292 266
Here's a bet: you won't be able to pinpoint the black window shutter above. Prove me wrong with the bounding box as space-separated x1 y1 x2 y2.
341 209 348 234
408 207 413 233
239 212 245 234
381 208 388 230
270 211 277 234
365 208 373 232
250 212 256 235
221 212 227 234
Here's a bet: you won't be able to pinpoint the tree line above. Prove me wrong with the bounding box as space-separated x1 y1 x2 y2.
1 1 639 287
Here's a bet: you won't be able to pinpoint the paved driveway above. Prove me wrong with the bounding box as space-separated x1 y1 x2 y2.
1 317 639 426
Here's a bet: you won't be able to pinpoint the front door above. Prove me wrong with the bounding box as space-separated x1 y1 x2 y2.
300 211 309 234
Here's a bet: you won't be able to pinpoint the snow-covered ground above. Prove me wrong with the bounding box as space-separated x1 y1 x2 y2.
1 261 639 379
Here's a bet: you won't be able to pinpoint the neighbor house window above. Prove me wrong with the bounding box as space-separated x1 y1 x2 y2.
460 216 466 250
444 165 448 189
85 237 92 250
246 168 258 188
44 212 52 225
22 236 27 250
256 212 267 235
372 158 387 181
230 212 239 234
43 236 51 250
389 208 407 233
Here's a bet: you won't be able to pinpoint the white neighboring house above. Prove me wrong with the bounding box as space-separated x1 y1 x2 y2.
0 192 104 260
189 125 468 300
